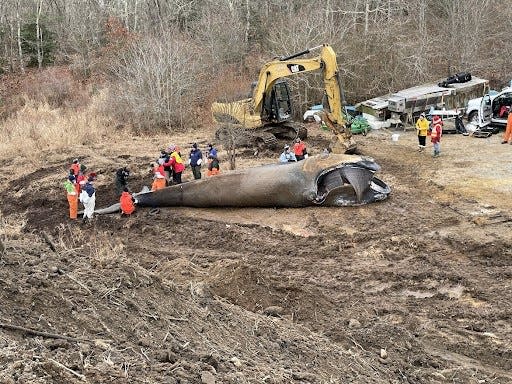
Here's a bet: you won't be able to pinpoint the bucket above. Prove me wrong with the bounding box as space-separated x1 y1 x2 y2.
391 133 400 142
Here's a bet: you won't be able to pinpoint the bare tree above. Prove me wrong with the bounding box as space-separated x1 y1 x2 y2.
108 31 205 131
15 0 24 73
189 0 249 68
0 3 16 72
35 0 43 69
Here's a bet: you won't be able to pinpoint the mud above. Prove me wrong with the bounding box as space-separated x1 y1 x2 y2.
0 125 511 383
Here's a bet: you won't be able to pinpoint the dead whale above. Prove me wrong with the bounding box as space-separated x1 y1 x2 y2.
93 154 390 214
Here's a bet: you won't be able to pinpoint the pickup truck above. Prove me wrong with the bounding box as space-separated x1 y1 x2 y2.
466 87 512 128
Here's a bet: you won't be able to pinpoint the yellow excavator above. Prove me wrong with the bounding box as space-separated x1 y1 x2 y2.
212 44 356 153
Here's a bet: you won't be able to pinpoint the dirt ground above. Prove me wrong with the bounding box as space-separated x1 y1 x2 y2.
0 124 511 383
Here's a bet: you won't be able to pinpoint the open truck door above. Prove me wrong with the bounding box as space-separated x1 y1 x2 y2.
470 92 504 137
479 94 492 127
488 90 512 126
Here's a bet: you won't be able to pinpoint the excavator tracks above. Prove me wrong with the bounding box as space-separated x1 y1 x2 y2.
254 131 279 148
215 123 303 150
215 125 279 149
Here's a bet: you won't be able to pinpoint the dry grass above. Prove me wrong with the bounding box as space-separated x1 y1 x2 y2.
0 213 26 239
89 233 128 268
0 90 114 159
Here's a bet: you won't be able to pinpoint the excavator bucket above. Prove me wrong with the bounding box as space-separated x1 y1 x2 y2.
316 112 357 154
330 133 357 154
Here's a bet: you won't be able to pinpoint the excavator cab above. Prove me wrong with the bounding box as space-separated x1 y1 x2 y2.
250 79 293 124
263 79 292 123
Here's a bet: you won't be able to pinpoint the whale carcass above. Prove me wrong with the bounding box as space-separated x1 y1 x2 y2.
94 154 390 214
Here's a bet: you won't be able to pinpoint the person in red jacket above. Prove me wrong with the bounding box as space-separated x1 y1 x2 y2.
431 115 443 157
164 145 185 184
119 187 136 215
70 158 80 176
75 164 88 194
293 138 307 161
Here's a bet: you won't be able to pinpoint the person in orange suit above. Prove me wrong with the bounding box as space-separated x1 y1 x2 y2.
206 155 220 176
64 174 78 219
502 110 512 144
119 187 136 215
151 161 166 191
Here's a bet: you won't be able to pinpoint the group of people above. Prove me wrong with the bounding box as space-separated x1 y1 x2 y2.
416 109 512 156
63 159 136 221
279 137 308 163
415 113 443 157
186 142 220 179
151 143 220 192
63 158 97 222
64 143 222 221
152 144 185 190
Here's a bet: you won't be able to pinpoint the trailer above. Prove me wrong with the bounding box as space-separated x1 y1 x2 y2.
356 96 389 121
356 76 489 126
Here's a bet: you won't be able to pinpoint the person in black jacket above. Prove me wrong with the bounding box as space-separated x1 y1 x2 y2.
115 167 130 196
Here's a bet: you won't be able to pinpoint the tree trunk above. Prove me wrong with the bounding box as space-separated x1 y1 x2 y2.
244 0 250 45
134 0 139 31
16 1 24 73
364 0 369 35
36 0 44 69
8 18 15 72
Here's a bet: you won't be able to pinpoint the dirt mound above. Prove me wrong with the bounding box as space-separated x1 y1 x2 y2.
1 127 511 383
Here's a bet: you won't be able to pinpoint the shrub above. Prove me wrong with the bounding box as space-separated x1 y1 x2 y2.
105 32 206 132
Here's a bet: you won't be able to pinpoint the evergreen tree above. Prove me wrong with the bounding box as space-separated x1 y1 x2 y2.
20 21 56 67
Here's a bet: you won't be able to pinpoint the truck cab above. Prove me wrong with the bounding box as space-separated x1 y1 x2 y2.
466 87 512 128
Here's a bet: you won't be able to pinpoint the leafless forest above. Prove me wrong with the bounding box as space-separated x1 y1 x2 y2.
1 0 511 131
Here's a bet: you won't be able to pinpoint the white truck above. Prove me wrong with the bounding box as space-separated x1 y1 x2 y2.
466 87 512 129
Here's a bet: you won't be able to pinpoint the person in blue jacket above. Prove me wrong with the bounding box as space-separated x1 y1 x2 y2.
279 145 297 163
207 143 218 159
189 143 203 180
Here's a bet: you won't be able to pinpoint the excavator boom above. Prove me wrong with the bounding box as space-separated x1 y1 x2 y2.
252 44 345 128
212 44 355 153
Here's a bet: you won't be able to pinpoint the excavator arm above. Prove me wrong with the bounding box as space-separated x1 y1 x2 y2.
252 44 355 153
252 44 344 126
212 43 355 153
